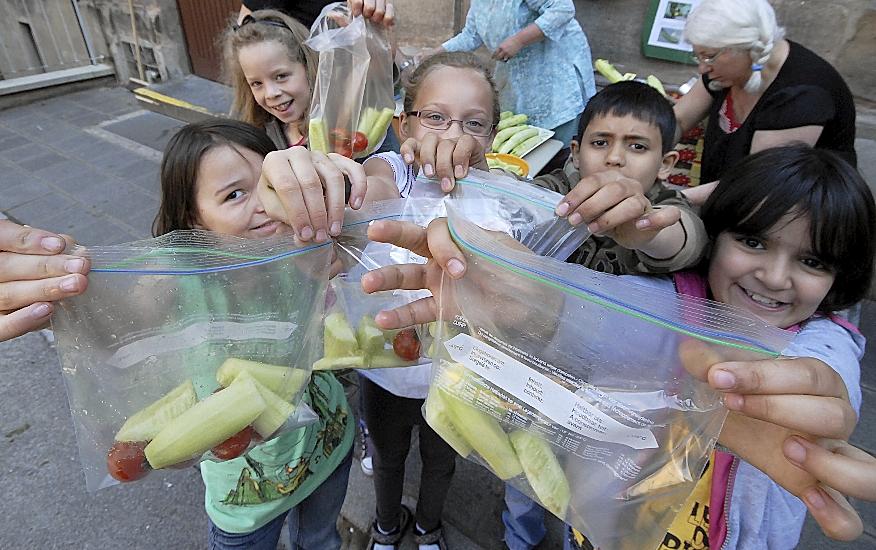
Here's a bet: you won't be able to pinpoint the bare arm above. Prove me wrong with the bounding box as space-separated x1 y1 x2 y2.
750 125 824 154
362 157 407 202
493 23 545 61
681 180 718 207
673 78 712 145
237 4 251 24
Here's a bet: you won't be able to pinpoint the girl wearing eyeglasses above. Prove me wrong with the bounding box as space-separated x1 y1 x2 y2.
353 50 503 550
673 0 857 206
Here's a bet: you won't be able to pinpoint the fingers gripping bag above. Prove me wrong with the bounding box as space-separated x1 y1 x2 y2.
51 230 332 490
404 168 591 261
313 200 434 398
423 207 795 550
306 2 395 158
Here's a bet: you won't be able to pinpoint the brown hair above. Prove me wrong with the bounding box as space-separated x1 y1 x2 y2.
402 51 501 125
220 9 318 129
153 120 277 236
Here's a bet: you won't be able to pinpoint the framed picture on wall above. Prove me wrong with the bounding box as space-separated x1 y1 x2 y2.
641 0 701 63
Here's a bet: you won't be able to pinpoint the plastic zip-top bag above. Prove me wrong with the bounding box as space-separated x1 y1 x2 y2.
423 207 794 550
404 168 591 260
306 1 395 158
51 230 332 490
311 201 432 391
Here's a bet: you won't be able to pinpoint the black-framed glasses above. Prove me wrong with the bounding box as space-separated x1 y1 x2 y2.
407 110 493 137
233 14 292 32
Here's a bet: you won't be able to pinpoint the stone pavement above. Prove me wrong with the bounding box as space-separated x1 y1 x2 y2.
1 82 876 549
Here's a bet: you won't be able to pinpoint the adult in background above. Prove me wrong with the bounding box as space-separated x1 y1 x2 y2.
439 0 596 150
674 0 856 205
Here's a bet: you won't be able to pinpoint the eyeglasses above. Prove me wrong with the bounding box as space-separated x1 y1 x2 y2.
691 48 728 66
407 110 493 137
233 14 292 32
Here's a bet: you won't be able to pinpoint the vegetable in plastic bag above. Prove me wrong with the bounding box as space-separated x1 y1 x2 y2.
52 230 330 490
306 2 395 158
310 200 432 372
422 208 795 550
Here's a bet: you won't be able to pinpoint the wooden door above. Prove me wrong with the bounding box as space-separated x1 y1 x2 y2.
177 0 240 82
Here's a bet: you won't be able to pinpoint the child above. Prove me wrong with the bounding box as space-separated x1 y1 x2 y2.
364 51 499 197
220 8 400 152
153 120 362 550
362 145 874 549
534 80 706 276
360 51 501 550
502 80 710 550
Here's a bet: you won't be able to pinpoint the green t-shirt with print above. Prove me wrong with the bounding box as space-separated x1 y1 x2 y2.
201 371 354 533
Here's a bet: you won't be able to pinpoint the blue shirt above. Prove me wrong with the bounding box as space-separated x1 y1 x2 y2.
442 0 596 130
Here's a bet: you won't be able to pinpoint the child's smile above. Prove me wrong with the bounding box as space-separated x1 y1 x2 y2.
708 214 835 329
238 41 311 126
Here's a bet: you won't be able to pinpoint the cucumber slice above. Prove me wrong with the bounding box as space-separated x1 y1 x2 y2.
424 387 473 458
313 355 366 371
366 349 418 369
115 379 198 442
231 371 296 439
216 358 308 401
325 312 359 358
145 377 266 469
366 108 395 151
356 315 385 356
443 390 522 480
509 430 571 519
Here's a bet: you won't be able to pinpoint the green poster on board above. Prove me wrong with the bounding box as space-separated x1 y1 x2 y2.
641 0 701 64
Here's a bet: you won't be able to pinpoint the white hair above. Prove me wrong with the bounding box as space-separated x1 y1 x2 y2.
684 0 786 93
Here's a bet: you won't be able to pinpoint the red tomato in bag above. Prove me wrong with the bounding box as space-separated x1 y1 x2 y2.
107 440 150 482
392 329 421 361
352 131 369 153
212 426 254 460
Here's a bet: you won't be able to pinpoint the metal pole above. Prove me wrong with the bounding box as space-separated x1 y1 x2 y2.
71 0 99 64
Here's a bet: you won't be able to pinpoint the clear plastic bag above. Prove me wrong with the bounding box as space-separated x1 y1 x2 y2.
404 168 591 260
424 208 795 550
51 231 332 490
311 200 432 377
306 2 395 158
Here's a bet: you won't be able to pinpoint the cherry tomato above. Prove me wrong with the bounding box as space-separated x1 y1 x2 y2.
107 440 150 482
335 144 354 158
392 328 421 361
351 131 369 153
212 426 254 460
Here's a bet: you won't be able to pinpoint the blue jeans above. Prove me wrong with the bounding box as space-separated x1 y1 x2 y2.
502 484 547 550
208 450 353 550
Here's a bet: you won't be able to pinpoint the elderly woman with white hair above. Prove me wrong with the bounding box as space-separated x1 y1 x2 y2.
674 0 856 204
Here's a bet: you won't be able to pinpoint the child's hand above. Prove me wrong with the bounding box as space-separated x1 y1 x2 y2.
679 340 864 540
257 147 367 242
556 170 670 233
400 134 489 193
348 0 395 27
361 218 467 329
0 220 90 341
783 436 875 540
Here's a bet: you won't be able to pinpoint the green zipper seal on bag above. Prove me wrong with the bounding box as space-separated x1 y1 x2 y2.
447 218 782 357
